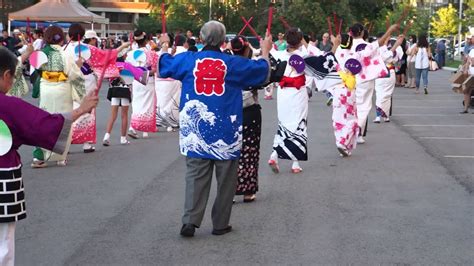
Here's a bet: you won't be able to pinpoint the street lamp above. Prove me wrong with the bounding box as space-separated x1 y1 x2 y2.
209 0 212 21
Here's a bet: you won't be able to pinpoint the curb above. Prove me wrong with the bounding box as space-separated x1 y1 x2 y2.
442 67 458 72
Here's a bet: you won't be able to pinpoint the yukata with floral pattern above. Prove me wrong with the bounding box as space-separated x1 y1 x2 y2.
128 48 158 133
374 44 404 120
6 58 29 98
64 42 100 145
350 39 389 136
32 44 85 164
336 41 385 154
306 41 385 156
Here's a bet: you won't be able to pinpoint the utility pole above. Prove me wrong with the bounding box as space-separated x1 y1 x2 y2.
209 0 212 21
428 0 432 40
457 0 463 57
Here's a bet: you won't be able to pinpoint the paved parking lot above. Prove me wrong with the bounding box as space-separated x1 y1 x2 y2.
390 69 474 192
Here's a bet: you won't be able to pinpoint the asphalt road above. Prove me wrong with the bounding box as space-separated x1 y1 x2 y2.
15 69 473 265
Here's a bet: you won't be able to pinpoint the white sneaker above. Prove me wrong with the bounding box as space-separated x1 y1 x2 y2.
120 137 130 145
103 134 111 146
384 117 390 122
373 116 381 123
167 126 173 132
143 132 149 138
357 136 366 144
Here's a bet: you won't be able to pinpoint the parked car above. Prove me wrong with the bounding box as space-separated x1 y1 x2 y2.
226 34 261 49
454 41 465 56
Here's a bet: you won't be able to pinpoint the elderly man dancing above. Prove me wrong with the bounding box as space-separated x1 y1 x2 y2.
158 21 271 237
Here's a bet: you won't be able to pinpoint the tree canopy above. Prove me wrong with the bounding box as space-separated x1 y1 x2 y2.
140 0 396 39
140 0 462 40
430 4 459 37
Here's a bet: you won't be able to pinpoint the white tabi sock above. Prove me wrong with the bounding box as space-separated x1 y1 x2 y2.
292 161 301 170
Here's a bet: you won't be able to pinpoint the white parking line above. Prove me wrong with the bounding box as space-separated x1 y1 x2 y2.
395 106 458 108
394 98 459 101
393 114 464 117
419 137 474 140
444 155 474 159
403 125 474 127
394 94 459 97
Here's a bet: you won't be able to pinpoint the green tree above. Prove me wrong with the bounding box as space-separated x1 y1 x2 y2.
410 8 430 36
0 0 36 27
140 0 400 39
463 0 474 33
282 1 325 36
370 4 420 36
430 4 459 37
79 0 90 8
135 16 161 34
348 0 392 23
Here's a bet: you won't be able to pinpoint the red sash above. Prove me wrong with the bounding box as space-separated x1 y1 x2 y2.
279 75 306 89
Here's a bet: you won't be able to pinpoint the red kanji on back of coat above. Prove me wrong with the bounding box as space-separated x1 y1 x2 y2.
193 58 227 96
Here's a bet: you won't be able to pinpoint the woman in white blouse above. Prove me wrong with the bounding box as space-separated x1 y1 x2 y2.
413 34 432 94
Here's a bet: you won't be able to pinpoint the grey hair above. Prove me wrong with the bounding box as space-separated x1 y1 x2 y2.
200 20 226 47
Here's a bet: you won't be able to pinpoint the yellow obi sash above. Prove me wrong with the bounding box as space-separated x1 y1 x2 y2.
386 63 395 71
338 71 356 91
41 71 68 82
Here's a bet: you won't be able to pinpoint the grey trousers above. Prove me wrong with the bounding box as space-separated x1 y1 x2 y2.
182 157 239 230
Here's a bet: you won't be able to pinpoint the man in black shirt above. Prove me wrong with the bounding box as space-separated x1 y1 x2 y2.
0 30 13 50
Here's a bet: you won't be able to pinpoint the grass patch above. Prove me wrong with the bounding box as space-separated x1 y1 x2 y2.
445 59 462 69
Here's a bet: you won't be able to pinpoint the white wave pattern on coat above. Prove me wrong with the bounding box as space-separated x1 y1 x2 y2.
180 100 242 160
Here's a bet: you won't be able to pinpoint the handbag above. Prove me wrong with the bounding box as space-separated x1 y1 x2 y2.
429 59 439 71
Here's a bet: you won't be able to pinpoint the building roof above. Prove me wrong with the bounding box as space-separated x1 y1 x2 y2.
88 2 151 14
8 0 109 24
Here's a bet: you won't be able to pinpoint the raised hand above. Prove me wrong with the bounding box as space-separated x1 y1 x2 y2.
260 31 273 59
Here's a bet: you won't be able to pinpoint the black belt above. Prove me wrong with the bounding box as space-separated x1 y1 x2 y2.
0 168 22 180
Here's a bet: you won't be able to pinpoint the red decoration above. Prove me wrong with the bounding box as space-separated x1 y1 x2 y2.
161 3 166 34
193 58 227 96
279 16 291 30
267 6 274 34
95 49 113 96
327 17 333 36
78 34 81 59
238 17 254 36
240 16 261 41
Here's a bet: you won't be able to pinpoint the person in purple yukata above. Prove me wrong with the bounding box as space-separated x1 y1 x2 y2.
0 46 98 266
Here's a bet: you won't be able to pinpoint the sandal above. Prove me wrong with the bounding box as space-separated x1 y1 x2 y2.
243 194 256 203
128 130 138 139
337 147 350 158
31 159 47 169
268 159 279 173
83 147 96 153
291 167 303 174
